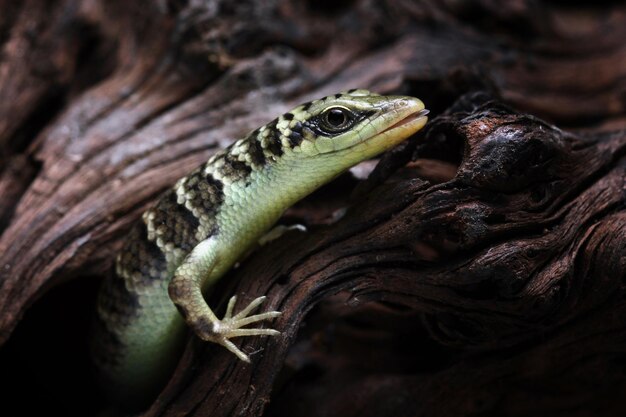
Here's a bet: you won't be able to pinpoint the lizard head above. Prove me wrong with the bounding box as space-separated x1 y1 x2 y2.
275 89 428 165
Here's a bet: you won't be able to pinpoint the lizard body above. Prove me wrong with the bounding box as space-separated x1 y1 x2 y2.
92 90 428 408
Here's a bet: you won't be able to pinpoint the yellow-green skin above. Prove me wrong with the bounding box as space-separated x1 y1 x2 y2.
92 89 428 408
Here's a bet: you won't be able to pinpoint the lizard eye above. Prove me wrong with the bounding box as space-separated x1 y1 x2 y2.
320 107 354 133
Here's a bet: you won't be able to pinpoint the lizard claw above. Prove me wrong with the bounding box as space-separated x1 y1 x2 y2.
198 295 281 362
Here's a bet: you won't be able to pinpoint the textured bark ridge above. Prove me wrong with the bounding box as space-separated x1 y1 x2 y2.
0 1 625 417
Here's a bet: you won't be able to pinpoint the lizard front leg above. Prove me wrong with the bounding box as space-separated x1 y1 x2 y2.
168 238 281 362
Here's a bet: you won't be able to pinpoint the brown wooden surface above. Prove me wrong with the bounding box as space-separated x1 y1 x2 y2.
0 1 624 416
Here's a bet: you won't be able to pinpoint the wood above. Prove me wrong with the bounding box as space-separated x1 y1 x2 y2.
0 1 624 416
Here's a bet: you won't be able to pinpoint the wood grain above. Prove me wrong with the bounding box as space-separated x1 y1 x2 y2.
0 1 624 416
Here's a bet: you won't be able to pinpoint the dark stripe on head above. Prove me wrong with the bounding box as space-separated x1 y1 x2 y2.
291 121 303 134
334 93 342 99
283 113 294 121
288 130 303 147
288 121 304 147
301 101 312 112
347 88 358 93
152 189 201 252
303 109 377 138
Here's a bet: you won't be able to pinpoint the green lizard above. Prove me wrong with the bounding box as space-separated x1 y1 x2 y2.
92 89 428 408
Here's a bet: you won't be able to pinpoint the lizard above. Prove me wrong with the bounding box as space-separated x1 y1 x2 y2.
91 89 429 409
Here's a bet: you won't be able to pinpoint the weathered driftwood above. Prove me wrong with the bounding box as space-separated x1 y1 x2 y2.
141 94 625 417
0 1 625 416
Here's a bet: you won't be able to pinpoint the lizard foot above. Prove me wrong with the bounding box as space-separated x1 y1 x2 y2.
198 295 281 362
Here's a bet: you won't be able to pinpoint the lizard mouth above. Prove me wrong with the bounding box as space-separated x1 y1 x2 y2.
381 108 430 134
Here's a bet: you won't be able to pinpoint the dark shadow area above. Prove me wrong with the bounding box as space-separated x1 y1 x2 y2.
0 276 104 417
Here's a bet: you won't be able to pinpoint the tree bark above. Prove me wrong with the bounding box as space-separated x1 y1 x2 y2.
0 1 624 416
